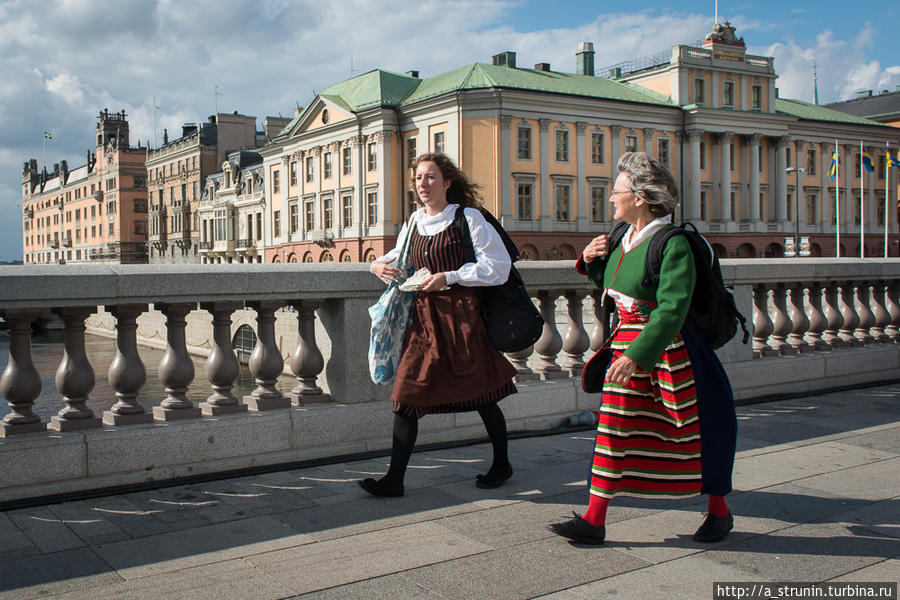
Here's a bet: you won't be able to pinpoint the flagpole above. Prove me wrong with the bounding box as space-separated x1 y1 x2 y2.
887 142 891 258
835 139 840 257
860 140 865 257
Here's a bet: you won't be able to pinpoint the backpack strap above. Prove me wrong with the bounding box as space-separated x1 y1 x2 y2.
606 221 630 257
454 205 477 265
642 224 682 288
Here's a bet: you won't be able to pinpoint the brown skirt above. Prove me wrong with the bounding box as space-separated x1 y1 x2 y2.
392 286 517 417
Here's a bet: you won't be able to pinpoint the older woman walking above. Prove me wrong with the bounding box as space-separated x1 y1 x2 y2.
549 152 738 544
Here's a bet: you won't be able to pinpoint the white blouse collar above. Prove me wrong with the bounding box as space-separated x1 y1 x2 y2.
621 214 673 252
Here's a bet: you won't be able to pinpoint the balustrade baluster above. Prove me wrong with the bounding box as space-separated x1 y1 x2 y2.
804 285 830 351
152 303 201 420
103 304 153 426
49 307 102 431
868 283 891 343
533 291 565 380
243 302 289 411
199 301 247 415
768 284 795 355
506 344 537 381
838 284 863 346
589 291 612 352
853 284 876 344
884 282 900 342
0 310 45 437
786 284 812 353
752 284 776 357
289 300 330 404
821 283 846 347
561 291 590 376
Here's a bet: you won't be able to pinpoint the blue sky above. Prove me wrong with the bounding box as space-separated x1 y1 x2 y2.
1 0 898 262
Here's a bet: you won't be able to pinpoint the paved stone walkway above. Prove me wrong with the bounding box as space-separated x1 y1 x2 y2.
1 383 898 599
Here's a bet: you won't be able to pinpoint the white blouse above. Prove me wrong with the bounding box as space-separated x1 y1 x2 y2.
374 204 511 286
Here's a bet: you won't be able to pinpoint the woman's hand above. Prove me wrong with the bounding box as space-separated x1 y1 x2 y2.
421 272 447 292
370 261 401 284
606 355 638 386
582 234 610 262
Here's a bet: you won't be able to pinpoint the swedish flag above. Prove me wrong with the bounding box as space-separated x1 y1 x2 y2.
888 151 899 169
828 151 840 181
43 131 52 140
862 150 874 173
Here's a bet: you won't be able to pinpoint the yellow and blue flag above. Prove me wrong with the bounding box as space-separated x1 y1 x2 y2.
828 151 840 181
43 131 52 140
887 151 899 169
861 150 874 173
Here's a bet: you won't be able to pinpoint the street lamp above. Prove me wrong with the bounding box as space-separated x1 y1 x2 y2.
786 167 805 257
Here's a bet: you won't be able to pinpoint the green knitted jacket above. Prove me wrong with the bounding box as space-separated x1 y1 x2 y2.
583 228 696 371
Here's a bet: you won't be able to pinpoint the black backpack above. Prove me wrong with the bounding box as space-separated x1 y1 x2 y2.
454 206 544 353
606 221 750 349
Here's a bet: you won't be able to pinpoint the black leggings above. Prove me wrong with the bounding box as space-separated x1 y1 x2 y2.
382 404 509 484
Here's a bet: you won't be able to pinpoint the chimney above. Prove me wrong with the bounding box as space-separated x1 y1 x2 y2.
163 128 169 145
856 89 873 99
492 51 516 68
405 70 420 78
576 41 595 76
182 124 198 138
534 63 551 72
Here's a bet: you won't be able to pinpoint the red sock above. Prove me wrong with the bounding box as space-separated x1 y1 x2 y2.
583 494 610 526
707 494 729 518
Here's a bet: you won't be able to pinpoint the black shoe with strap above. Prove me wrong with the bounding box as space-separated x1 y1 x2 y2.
692 512 734 542
548 512 606 545
475 463 513 489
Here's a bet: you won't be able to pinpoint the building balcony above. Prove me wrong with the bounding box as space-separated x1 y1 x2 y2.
49 240 59 249
93 190 103 202
0 259 897 506
63 239 72 248
199 241 213 250
24 207 33 218
235 238 254 250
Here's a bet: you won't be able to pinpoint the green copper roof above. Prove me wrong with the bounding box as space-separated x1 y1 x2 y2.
319 69 421 111
776 98 887 126
401 63 672 106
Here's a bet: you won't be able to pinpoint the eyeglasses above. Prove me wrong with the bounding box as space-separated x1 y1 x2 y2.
609 188 636 198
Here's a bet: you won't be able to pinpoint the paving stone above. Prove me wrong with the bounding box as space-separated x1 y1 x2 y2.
820 497 900 541
86 496 172 538
827 558 900 582
45 500 131 545
246 521 492 595
5 506 86 554
402 537 649 600
287 572 444 599
92 515 314 580
733 441 896 491
702 521 895 581
546 553 761 600
833 425 900 455
0 547 121 599
798 456 900 501
33 558 293 600
726 483 869 534
0 511 39 562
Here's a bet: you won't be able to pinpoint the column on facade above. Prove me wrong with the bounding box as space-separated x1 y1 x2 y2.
686 129 702 221
718 132 733 222
330 141 341 235
576 121 588 232
499 115 513 226
820 143 832 227
643 128 655 155
352 136 365 238
281 155 291 244
610 125 622 177
748 134 761 222
774 137 788 223
865 145 876 230
844 144 854 239
378 131 394 231
795 140 807 228
312 145 323 235
538 118 551 229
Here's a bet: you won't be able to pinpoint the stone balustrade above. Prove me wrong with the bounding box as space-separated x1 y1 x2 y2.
0 259 898 504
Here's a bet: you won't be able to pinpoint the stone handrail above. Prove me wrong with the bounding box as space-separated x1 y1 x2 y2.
0 259 898 503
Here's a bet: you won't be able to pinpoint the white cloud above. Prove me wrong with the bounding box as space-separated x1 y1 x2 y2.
760 25 900 103
44 73 86 106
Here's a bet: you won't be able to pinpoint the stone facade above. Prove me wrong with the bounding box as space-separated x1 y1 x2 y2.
22 109 149 265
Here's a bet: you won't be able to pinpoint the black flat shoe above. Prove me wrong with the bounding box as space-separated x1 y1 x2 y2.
358 478 404 497
692 512 734 542
475 463 513 489
548 512 606 545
